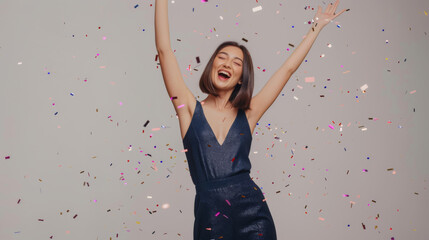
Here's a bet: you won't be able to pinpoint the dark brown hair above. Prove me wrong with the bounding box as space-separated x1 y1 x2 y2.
199 41 254 111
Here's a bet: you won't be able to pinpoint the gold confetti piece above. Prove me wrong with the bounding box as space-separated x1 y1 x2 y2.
387 168 394 171
425 11 428 16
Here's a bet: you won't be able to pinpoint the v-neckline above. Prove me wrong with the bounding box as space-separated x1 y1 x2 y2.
199 100 240 147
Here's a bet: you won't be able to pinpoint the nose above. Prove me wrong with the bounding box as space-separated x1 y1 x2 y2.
222 62 232 69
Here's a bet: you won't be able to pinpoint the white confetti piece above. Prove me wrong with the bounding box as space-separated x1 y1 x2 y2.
252 5 262 12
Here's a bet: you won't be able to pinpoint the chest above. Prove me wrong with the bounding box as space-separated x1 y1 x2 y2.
201 107 238 143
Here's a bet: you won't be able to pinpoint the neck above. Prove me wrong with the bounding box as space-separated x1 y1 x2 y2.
206 93 234 111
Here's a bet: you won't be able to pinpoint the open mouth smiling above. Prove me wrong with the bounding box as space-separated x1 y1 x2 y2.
218 70 231 80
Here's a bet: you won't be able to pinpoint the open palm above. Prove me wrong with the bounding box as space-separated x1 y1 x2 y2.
314 0 348 29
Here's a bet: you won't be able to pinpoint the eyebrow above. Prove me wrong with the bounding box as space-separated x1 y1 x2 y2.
218 52 243 63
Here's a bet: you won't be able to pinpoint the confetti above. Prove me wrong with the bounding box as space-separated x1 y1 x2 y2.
305 77 315 82
144 120 150 127
360 84 368 91
252 5 262 12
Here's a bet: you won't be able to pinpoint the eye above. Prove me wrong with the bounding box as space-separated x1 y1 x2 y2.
234 62 241 66
218 56 225 59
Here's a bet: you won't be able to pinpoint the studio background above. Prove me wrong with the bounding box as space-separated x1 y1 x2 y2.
1 0 428 239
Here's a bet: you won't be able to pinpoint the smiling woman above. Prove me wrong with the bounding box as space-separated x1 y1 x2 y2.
154 0 348 239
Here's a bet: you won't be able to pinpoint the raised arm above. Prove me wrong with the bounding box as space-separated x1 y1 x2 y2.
155 0 195 116
248 0 348 124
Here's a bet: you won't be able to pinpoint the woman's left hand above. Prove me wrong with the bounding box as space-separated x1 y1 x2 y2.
313 0 348 29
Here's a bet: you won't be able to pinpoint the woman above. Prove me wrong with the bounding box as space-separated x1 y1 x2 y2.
155 1 348 239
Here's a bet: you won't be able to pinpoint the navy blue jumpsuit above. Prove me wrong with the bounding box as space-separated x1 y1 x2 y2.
183 99 277 240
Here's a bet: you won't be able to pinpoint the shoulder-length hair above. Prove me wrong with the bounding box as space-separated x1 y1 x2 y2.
199 41 254 111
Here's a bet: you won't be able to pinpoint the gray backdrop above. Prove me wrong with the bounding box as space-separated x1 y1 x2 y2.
1 0 429 239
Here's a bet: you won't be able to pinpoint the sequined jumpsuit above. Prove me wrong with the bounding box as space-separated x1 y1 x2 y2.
182 99 277 240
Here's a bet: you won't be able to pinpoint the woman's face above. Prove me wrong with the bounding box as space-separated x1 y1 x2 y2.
210 46 244 91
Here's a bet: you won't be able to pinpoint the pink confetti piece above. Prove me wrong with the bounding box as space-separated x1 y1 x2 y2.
215 212 220 217
328 124 335 129
178 104 185 108
225 200 231 206
318 217 325 221
151 128 160 131
305 76 315 82
223 214 229 219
